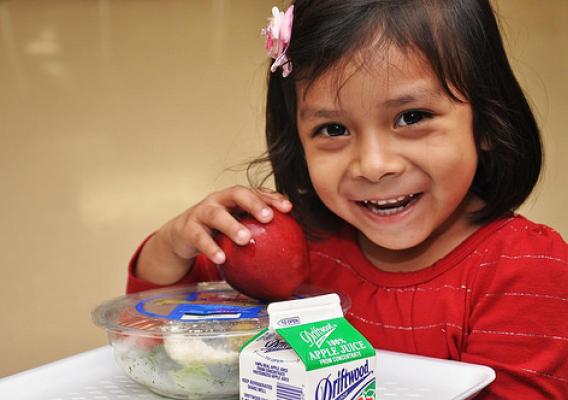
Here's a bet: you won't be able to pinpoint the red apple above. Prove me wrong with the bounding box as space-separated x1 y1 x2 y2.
216 210 309 301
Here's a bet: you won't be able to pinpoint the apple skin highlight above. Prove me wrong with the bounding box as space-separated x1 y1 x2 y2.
217 210 309 301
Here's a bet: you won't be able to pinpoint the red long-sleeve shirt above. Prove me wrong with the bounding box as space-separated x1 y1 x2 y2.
127 214 568 398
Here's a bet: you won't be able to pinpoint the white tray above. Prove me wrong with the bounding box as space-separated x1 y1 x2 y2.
376 350 495 399
0 346 495 400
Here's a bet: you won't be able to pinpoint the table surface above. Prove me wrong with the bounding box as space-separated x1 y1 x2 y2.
0 346 495 400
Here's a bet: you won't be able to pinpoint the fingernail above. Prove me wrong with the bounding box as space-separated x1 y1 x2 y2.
260 208 272 219
213 251 225 264
236 229 250 242
281 199 292 208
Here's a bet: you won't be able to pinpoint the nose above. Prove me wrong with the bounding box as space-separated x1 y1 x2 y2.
349 133 405 182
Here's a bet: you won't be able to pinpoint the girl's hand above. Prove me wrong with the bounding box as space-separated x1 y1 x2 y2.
135 186 292 285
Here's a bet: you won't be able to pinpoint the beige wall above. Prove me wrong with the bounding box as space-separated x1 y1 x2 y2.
0 0 566 377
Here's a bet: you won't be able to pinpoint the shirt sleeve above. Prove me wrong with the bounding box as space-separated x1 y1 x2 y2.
126 234 222 294
462 224 568 399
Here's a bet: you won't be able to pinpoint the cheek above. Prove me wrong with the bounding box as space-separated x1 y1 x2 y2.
304 152 342 201
436 142 478 197
414 130 478 204
453 133 478 174
305 156 328 192
424 125 477 170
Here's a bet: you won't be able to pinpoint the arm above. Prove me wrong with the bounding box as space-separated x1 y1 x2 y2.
126 234 220 293
463 227 568 399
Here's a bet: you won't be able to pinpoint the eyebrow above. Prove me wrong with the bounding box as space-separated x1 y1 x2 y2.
383 87 444 107
298 86 445 121
299 108 344 120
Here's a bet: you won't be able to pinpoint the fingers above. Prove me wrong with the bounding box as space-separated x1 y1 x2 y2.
221 185 277 223
254 187 293 214
209 185 292 223
165 185 293 265
169 217 226 264
169 205 246 264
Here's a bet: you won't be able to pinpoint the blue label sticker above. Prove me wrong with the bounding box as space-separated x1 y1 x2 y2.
135 290 264 321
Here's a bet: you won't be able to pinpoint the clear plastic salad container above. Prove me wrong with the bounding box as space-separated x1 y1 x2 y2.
92 281 350 399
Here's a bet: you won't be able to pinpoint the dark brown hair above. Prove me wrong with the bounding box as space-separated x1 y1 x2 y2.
249 0 542 235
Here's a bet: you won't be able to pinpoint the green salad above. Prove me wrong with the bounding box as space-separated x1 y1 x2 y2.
113 333 246 399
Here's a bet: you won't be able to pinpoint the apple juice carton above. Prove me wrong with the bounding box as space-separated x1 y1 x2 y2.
239 294 376 400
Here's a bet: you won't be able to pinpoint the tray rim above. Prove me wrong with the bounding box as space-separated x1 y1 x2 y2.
375 349 496 399
0 346 496 400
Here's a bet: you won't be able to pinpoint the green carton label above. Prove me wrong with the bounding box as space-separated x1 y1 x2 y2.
276 317 375 371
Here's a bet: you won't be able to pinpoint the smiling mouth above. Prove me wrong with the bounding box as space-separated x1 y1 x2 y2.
357 193 422 216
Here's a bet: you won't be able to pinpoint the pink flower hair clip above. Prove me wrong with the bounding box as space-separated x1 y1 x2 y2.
261 5 294 77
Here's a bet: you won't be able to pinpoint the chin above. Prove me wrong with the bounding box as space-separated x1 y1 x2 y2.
360 227 430 252
373 237 425 251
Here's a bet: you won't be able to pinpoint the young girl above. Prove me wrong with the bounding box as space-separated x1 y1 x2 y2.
127 1 568 398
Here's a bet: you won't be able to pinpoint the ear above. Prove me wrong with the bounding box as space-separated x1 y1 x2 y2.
479 136 493 151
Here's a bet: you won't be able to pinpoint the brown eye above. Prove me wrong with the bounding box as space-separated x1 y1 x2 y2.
396 111 431 127
318 124 348 137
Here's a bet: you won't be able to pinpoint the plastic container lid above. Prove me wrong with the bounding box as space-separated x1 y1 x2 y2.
92 281 270 338
92 281 351 339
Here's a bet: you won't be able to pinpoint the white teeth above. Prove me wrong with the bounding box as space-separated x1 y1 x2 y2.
359 193 419 216
364 194 413 204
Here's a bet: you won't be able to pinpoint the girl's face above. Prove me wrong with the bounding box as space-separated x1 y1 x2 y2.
296 47 481 269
